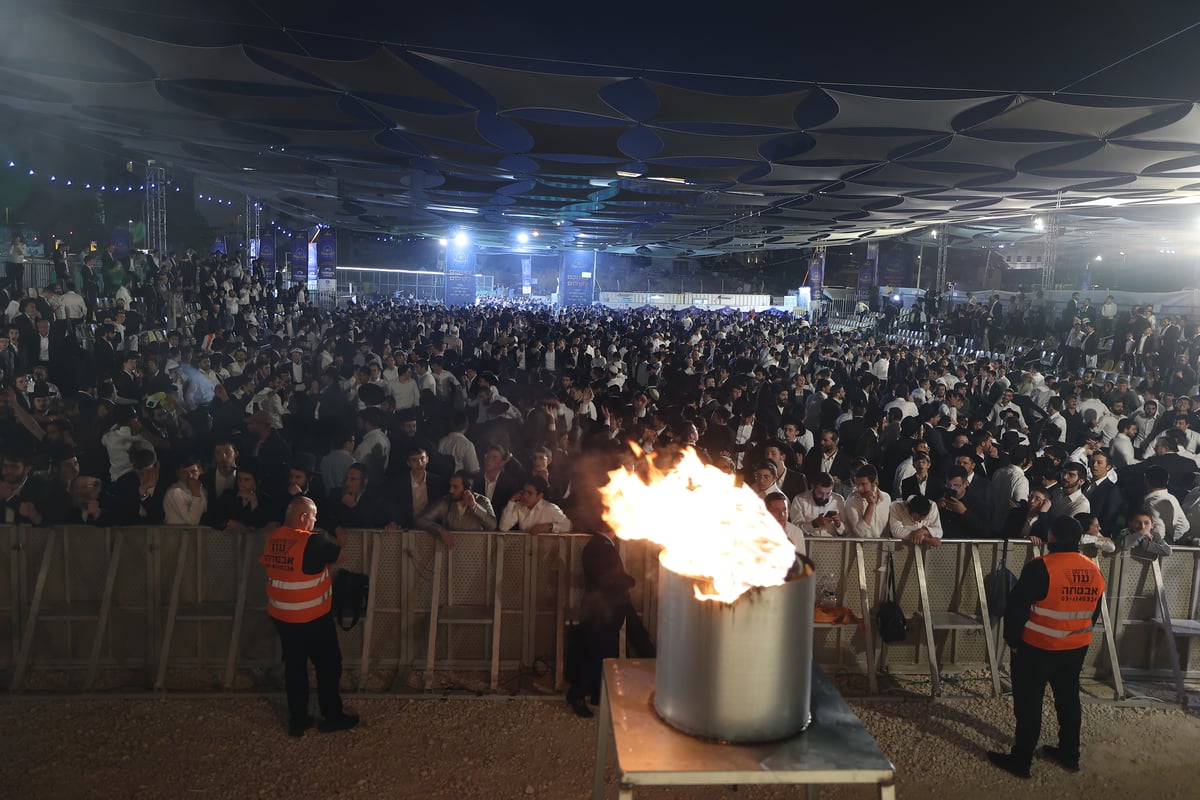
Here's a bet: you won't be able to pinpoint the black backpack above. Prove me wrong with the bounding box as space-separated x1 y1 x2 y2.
984 539 1017 618
331 569 370 631
877 552 909 644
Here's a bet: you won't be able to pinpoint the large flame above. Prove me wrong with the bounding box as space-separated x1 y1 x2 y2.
600 447 797 603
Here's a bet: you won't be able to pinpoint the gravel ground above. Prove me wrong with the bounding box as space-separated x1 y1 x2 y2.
5 682 1200 800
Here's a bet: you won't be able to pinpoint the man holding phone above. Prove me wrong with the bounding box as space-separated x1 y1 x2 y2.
938 465 989 538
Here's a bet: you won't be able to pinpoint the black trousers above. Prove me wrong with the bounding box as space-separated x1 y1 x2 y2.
4 262 23 292
566 598 654 704
272 614 343 724
1009 643 1088 766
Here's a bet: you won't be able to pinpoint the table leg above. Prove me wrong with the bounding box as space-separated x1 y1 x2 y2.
592 681 612 800
806 785 819 800
617 788 633 800
879 779 897 800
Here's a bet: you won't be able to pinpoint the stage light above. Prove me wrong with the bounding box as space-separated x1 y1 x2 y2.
1033 217 1045 230
930 229 937 239
27 169 34 175
6 161 13 167
454 231 469 247
49 176 55 181
531 230 540 237
438 238 448 246
517 232 529 244
1094 255 1102 262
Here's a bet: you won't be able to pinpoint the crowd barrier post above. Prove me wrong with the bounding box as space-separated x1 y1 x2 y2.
911 540 1001 698
84 530 125 690
9 528 57 691
221 535 258 690
357 530 383 692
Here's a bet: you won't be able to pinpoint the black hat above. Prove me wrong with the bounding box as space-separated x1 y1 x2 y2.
289 453 316 475
358 383 386 407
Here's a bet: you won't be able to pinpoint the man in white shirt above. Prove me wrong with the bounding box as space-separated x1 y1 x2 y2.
989 389 1027 431
1050 462 1091 520
1142 465 1191 543
843 465 891 539
888 495 943 545
389 364 421 411
789 472 845 537
1110 417 1139 468
353 407 391 486
162 456 208 525
765 491 805 556
437 412 480 474
498 476 572 534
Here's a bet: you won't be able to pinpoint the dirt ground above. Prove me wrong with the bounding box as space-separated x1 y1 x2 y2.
5 680 1200 800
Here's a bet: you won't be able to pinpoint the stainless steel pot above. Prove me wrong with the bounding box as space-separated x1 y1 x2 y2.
653 555 815 742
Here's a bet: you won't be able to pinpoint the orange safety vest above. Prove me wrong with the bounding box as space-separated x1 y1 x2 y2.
261 526 332 623
1022 551 1105 651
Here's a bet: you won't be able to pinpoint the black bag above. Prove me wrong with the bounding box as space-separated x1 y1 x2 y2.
877 552 909 644
331 569 370 631
984 539 1017 617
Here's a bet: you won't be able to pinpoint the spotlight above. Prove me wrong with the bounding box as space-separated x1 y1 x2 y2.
439 238 448 247
454 231 469 247
1033 217 1045 231
531 230 540 237
517 231 530 244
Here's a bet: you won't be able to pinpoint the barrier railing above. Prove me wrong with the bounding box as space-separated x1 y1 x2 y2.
1 527 1197 702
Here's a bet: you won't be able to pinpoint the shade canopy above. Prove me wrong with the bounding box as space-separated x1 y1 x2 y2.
3 2 1200 258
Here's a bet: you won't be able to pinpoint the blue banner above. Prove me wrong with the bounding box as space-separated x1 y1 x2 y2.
211 236 227 256
521 257 532 295
558 251 595 307
878 241 913 287
444 242 476 306
316 228 337 280
258 234 276 280
290 237 308 286
857 242 878 302
808 251 825 300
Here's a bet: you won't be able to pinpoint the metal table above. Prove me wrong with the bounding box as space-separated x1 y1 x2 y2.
592 659 896 800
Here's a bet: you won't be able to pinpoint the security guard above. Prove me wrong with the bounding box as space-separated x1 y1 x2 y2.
262 496 359 737
988 515 1104 778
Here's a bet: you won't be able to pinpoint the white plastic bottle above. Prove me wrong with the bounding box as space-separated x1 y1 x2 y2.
819 573 839 608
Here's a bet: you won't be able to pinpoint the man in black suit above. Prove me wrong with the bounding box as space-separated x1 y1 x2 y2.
0 449 51 526
564 528 654 717
471 443 526 509
384 446 449 529
802 429 852 487
763 440 807 501
111 449 168 525
244 412 293 498
899 452 935 499
939 465 991 539
92 324 120 378
1085 451 1124 537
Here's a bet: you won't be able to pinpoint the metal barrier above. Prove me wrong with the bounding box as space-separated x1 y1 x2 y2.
1 527 1197 702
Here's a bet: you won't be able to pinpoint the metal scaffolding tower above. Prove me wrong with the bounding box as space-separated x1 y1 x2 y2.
934 226 949 290
245 197 261 268
1042 213 1060 288
144 161 167 253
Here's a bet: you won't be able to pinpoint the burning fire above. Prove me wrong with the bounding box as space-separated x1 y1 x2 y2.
600 447 797 603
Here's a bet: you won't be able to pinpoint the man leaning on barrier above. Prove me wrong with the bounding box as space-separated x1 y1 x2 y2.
416 470 497 548
261 496 359 737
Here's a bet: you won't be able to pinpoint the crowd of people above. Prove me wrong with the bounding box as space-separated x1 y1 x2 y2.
0 246 1197 559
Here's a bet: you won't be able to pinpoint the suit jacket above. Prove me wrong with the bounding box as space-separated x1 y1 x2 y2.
110 471 167 525
899 474 935 501
0 474 50 526
802 447 852 484
382 471 449 528
1085 478 1124 537
470 464 527 509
